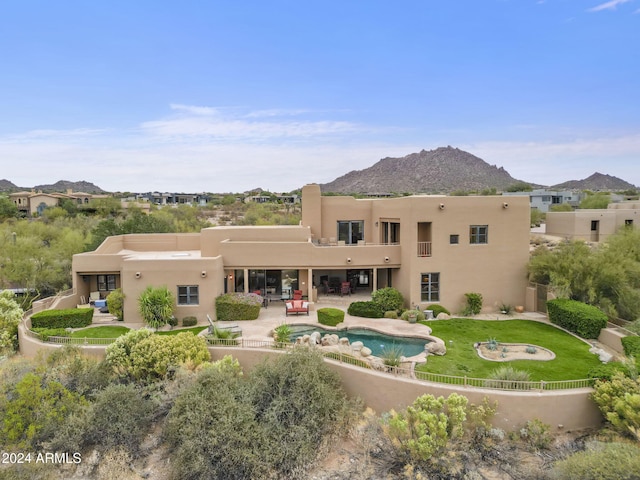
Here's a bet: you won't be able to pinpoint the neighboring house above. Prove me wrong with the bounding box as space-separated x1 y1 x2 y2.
545 201 640 242
502 189 584 212
9 189 106 216
136 192 210 206
71 184 530 322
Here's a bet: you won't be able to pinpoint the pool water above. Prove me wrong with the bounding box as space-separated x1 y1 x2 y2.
290 326 430 357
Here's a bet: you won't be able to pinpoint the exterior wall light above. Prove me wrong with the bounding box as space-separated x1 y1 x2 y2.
135 272 142 279
346 257 352 264
384 256 390 263
201 271 207 278
439 203 445 210
503 202 509 209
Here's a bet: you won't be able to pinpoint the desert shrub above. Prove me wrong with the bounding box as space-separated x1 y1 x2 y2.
384 393 469 462
105 329 210 381
30 327 70 341
206 326 240 346
383 310 399 319
45 345 113 397
588 362 631 381
84 383 158 453
525 345 537 354
484 365 531 390
592 373 640 441
428 304 450 317
106 288 124 320
463 292 483 315
215 292 262 320
167 315 178 328
546 298 608 339
182 315 198 327
30 308 93 329
381 345 403 367
400 309 426 322
138 285 175 330
0 290 23 354
317 307 345 326
347 301 384 318
247 348 355 477
621 335 640 357
371 287 404 312
0 372 87 449
626 319 640 335
519 418 551 449
551 441 640 480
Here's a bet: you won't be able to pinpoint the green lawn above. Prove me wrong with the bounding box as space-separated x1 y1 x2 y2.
418 319 602 381
69 326 131 339
156 326 208 336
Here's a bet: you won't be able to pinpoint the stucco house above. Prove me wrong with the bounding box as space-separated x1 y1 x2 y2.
545 201 640 242
71 184 531 322
9 189 108 216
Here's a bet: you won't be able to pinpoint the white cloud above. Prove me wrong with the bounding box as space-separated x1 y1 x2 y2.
588 0 632 12
169 104 219 116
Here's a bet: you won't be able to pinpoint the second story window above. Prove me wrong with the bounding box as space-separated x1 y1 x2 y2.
338 220 364 245
469 225 488 244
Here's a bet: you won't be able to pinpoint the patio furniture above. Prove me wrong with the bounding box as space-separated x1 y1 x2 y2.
285 300 309 316
293 289 303 300
340 282 351 296
323 280 336 295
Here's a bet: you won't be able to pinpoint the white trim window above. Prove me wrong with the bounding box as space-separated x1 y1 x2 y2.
178 285 199 305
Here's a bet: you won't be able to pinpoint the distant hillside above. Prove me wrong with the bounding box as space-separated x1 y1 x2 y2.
320 147 526 194
0 179 19 191
551 172 637 191
33 180 107 194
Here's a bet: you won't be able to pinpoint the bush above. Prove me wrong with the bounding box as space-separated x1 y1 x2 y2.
383 310 399 319
381 345 403 367
519 418 551 449
216 293 262 320
463 293 483 315
347 301 384 318
371 287 404 312
400 309 426 322
428 304 450 317
552 441 640 480
484 365 531 390
273 323 292 344
546 298 608 339
592 373 640 441
138 285 175 330
588 362 630 381
181 316 197 327
106 288 124 321
621 335 640 357
317 307 345 326
30 308 93 329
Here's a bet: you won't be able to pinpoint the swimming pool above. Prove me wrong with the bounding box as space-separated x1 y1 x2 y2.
290 325 431 357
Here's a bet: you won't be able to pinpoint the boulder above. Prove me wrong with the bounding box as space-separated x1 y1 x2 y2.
301 334 310 344
309 331 321 345
426 342 447 356
339 337 350 346
321 335 331 346
599 351 613 363
351 341 364 351
327 334 339 346
360 346 372 357
436 313 450 320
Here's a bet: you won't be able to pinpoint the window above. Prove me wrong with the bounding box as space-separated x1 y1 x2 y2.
469 225 488 244
591 220 599 231
97 274 116 291
625 219 633 227
337 220 364 244
421 273 440 302
380 221 400 244
449 234 459 245
178 285 199 305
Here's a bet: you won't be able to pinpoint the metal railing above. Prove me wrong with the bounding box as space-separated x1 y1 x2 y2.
25 329 596 391
417 241 432 257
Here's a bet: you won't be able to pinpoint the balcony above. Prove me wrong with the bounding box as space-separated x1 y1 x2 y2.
417 242 432 257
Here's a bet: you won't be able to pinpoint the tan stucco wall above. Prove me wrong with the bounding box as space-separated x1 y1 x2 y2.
598 328 625 354
546 208 640 242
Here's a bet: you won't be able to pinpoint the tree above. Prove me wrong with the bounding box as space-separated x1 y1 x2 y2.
0 196 19 220
138 285 175 330
0 290 23 353
549 203 573 212
580 193 611 209
530 208 545 227
106 288 124 320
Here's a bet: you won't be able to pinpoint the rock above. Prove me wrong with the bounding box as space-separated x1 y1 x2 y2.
327 334 339 346
436 313 450 320
426 342 447 356
351 341 364 351
339 337 350 346
321 335 330 346
302 334 310 344
295 337 303 345
310 331 321 345
599 351 613 363
360 346 372 357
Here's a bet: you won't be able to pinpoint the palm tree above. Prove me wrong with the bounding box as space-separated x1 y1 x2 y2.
138 286 175 330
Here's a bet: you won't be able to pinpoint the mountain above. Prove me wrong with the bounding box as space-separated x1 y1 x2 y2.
33 180 107 194
0 179 19 191
320 147 525 194
551 172 637 191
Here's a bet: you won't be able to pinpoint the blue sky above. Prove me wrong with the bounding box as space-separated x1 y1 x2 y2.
1 0 638 193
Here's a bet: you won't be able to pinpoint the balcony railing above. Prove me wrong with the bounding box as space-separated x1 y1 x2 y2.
417 242 432 257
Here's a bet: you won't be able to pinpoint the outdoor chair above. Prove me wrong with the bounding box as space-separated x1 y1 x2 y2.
340 282 351 296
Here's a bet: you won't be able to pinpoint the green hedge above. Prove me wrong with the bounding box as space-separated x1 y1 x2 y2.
317 308 345 327
587 362 631 381
216 293 262 321
182 316 198 327
546 299 607 339
347 301 384 318
371 287 404 312
31 308 93 329
621 336 640 358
